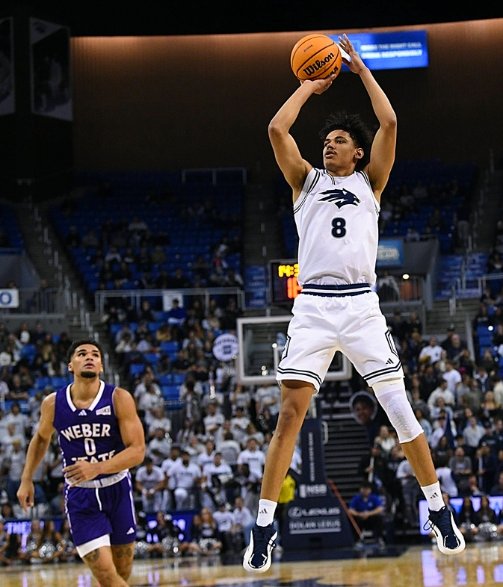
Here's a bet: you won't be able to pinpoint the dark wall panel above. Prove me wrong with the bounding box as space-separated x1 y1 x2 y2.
71 20 503 179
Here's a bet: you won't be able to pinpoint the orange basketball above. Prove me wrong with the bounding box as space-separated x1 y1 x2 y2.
290 33 342 81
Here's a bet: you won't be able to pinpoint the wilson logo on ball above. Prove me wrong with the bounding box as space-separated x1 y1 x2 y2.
302 52 337 77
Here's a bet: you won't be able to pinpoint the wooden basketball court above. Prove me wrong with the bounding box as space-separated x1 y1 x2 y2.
2 543 503 586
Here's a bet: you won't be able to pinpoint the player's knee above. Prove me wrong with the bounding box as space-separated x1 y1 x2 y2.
116 559 133 581
85 556 124 586
112 544 134 580
372 378 423 443
277 400 308 431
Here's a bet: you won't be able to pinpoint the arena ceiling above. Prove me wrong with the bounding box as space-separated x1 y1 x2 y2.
5 1 503 37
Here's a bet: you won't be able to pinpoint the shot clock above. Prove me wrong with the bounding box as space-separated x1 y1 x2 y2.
269 259 302 306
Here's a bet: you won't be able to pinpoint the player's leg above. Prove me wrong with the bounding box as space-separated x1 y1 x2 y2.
111 543 135 582
82 544 128 586
66 488 124 581
342 297 465 555
243 292 335 573
373 381 465 555
243 381 313 573
108 477 138 581
260 381 313 500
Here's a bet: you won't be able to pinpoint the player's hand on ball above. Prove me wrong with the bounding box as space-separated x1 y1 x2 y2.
301 74 337 95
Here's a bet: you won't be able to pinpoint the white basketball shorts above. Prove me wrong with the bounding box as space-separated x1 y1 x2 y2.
277 283 403 392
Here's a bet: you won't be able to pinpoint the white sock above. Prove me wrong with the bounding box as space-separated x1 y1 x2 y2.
421 481 445 511
256 499 277 527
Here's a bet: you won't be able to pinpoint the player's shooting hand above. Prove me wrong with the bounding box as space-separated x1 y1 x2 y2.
338 34 366 74
301 74 337 95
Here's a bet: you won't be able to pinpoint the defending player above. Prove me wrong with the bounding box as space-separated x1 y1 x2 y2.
17 339 145 586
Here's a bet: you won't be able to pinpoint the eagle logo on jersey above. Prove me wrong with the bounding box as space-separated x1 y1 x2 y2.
319 188 360 208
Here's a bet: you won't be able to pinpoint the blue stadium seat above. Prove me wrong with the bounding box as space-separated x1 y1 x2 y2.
20 344 37 364
171 373 185 385
50 376 69 388
158 374 173 386
143 352 160 366
36 376 51 390
161 385 180 401
129 363 146 377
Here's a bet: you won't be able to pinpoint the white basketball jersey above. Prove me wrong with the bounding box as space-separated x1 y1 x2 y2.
294 167 380 287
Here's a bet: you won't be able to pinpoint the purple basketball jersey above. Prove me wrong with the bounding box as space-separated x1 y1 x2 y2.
53 381 125 475
53 380 137 547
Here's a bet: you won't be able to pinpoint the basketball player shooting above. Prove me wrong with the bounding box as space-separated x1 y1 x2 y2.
243 33 465 573
17 339 145 587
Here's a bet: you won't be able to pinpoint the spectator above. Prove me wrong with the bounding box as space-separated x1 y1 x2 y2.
56 518 78 562
232 495 255 548
448 446 473 494
201 452 233 508
166 298 187 330
457 496 478 543
489 471 503 496
135 457 166 514
181 507 222 556
429 413 455 450
474 494 499 541
396 458 421 527
147 427 172 466
160 445 181 511
414 408 432 438
435 455 459 498
3 439 28 505
168 449 202 510
427 379 455 412
441 360 462 396
442 332 468 363
419 336 443 366
432 434 455 464
237 437 265 481
145 405 172 441
475 443 498 494
459 474 485 497
212 501 239 555
358 444 390 493
0 422 26 451
373 425 397 457
0 517 20 565
230 405 251 448
463 416 486 453
217 430 241 469
203 402 225 438
348 481 386 548
480 391 502 425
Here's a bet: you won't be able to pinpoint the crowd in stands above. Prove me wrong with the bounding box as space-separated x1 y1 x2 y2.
4 238 503 562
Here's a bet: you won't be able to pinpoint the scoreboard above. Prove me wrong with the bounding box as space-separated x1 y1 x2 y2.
268 259 302 306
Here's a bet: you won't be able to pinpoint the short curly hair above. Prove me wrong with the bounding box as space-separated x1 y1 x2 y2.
319 111 375 171
67 338 104 363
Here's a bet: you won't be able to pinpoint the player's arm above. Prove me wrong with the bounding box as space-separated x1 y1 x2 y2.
268 76 335 200
17 393 56 511
63 387 146 484
339 34 397 200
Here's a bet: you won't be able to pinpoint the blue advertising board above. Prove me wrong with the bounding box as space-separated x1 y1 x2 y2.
377 238 404 268
331 30 429 70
